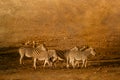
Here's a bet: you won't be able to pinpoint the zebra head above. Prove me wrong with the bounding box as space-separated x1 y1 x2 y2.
36 44 47 51
89 47 96 56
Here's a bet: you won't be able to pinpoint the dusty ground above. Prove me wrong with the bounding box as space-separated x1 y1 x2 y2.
0 47 120 80
0 0 120 80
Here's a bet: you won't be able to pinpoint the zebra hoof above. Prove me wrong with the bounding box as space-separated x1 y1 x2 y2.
66 65 69 69
33 66 36 70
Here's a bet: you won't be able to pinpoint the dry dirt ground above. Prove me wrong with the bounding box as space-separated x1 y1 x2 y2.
0 47 120 80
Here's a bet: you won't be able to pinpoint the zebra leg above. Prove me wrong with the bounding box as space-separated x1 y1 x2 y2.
77 62 80 68
72 61 75 68
53 62 57 68
75 61 80 68
49 62 53 67
66 57 70 68
50 61 55 68
85 60 87 68
81 59 85 68
20 55 24 64
33 58 37 69
43 60 51 68
71 59 75 68
46 60 51 67
43 60 48 68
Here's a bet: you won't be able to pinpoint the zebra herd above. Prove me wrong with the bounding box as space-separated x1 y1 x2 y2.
19 41 96 69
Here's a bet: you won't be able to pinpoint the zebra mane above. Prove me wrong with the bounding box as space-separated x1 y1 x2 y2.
70 46 79 51
80 45 89 51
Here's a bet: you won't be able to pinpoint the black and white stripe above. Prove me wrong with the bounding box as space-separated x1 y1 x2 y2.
19 44 50 69
66 46 96 68
19 44 59 69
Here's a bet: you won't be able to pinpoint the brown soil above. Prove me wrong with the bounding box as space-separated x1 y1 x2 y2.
0 47 120 80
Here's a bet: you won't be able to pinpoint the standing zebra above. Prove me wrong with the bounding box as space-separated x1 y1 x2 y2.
19 44 46 64
66 46 96 68
19 44 57 69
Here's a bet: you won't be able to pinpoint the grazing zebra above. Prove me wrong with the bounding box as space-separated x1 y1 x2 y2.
66 46 96 68
47 50 59 67
19 44 57 69
47 50 58 62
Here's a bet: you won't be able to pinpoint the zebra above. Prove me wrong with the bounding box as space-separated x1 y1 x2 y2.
19 44 46 64
66 46 96 68
32 48 52 69
19 43 57 69
46 46 87 68
47 50 59 67
47 50 58 62
33 48 59 69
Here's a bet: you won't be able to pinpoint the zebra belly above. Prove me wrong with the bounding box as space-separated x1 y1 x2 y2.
75 54 87 61
75 57 82 61
25 53 32 57
38 57 46 60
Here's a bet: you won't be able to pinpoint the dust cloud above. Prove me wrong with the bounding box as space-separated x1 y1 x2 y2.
0 0 120 49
